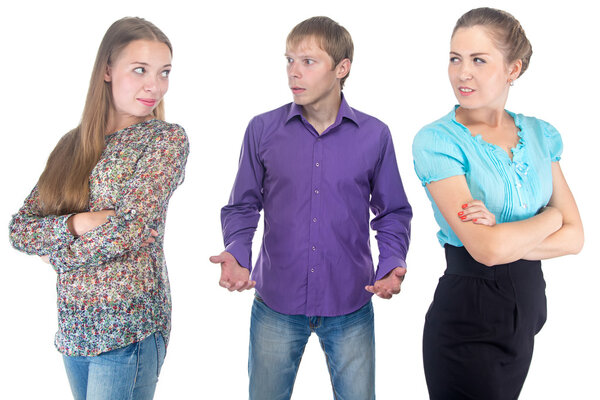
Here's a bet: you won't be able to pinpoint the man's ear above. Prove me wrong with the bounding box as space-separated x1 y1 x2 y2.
336 58 351 80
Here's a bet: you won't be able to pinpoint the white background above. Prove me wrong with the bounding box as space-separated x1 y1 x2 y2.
1 0 598 398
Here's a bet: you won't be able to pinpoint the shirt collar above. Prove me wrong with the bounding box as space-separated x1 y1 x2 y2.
285 93 360 127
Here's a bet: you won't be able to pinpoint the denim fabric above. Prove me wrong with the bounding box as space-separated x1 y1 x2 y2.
62 332 166 400
249 297 375 400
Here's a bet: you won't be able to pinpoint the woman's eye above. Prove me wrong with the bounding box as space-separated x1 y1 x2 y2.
134 67 145 74
474 57 486 64
161 70 170 78
449 57 460 63
305 59 315 65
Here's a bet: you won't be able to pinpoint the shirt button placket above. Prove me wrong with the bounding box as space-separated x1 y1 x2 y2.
307 136 323 313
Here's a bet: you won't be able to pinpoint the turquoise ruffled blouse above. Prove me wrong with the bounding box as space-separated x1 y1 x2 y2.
413 107 563 247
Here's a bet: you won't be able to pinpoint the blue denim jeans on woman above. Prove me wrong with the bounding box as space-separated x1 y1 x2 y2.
62 332 166 400
249 296 375 400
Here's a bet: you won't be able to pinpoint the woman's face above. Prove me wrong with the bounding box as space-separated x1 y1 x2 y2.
104 39 172 130
448 26 517 111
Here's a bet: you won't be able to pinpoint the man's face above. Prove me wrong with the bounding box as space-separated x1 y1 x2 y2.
285 37 342 108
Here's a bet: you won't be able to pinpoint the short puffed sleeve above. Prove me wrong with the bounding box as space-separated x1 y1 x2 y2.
539 120 563 162
412 127 466 186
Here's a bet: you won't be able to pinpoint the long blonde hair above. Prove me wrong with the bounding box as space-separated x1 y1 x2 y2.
37 17 172 215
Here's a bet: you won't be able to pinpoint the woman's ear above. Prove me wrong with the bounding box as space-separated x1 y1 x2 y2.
104 65 112 83
508 59 522 83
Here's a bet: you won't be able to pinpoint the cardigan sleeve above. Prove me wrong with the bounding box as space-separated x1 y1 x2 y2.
9 186 76 255
48 124 189 273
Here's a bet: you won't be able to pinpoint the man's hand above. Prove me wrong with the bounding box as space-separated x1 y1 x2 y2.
365 267 406 299
209 251 256 292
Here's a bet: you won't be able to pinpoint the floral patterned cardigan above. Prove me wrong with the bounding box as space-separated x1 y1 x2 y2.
9 119 189 356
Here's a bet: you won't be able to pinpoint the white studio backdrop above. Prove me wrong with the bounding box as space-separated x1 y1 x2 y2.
1 0 597 398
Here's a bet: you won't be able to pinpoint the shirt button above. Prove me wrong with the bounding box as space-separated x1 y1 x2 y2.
315 162 320 167
522 204 527 208
516 183 522 188
311 268 315 272
312 217 317 223
314 189 319 194
312 246 316 251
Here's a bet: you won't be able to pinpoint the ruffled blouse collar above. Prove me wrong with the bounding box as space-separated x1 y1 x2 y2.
450 106 526 163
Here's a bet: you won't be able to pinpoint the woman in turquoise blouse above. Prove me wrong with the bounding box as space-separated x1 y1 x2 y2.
412 8 583 399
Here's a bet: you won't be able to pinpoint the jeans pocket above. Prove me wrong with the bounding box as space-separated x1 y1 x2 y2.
154 332 166 377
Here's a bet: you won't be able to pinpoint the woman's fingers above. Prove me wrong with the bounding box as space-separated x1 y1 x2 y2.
458 200 496 226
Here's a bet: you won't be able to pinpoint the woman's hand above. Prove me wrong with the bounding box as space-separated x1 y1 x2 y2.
68 210 158 245
458 200 496 226
67 210 116 236
141 229 159 247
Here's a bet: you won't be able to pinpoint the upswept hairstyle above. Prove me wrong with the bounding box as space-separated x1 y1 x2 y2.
287 16 354 89
453 7 532 77
37 17 172 216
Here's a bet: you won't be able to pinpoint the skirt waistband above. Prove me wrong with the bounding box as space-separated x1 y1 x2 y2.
444 245 541 280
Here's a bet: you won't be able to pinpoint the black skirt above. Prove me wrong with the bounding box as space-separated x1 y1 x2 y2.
423 245 547 400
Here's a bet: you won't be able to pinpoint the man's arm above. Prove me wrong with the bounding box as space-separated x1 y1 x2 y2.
367 128 412 299
211 117 264 292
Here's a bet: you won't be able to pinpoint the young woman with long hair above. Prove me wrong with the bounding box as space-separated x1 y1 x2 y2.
9 17 188 399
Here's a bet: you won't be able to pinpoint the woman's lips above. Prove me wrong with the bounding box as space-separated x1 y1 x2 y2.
458 87 475 96
137 98 157 107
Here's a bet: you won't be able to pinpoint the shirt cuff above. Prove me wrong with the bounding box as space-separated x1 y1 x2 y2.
375 256 407 282
224 241 252 272
54 213 77 245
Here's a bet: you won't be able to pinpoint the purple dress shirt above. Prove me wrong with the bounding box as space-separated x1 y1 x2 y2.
221 96 412 316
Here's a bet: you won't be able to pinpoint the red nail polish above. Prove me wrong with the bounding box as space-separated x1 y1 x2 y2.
458 211 464 216
473 218 478 222
462 203 468 209
460 216 466 220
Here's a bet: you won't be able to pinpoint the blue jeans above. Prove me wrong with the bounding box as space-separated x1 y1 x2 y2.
249 297 375 400
62 332 166 400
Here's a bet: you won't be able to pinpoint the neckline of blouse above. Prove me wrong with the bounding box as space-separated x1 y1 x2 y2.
105 119 158 141
450 106 526 163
